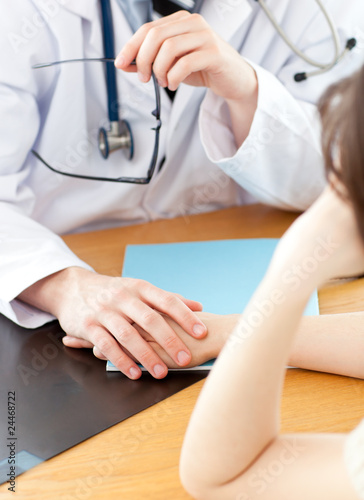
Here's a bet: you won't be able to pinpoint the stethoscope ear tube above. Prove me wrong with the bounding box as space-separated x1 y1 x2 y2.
294 38 357 81
255 0 357 82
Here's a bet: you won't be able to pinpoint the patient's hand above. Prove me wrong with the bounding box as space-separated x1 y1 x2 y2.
134 312 238 368
268 185 364 292
63 312 238 369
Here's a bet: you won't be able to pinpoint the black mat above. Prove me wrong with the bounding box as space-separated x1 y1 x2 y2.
0 314 207 483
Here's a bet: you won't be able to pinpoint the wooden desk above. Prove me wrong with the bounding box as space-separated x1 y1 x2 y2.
2 204 364 500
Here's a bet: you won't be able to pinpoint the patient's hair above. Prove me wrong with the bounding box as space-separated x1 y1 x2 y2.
318 64 364 241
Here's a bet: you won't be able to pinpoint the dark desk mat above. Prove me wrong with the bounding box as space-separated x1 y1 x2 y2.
0 314 207 483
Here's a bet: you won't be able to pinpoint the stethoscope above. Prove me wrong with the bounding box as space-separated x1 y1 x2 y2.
255 0 357 82
98 0 134 161
32 0 357 181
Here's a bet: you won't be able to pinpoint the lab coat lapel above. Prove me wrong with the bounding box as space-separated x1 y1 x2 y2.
167 0 253 140
57 0 103 59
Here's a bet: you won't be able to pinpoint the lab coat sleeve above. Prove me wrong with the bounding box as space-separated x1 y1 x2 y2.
199 61 326 212
0 201 93 329
0 4 93 329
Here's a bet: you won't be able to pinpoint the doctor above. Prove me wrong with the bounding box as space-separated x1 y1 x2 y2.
1 0 363 380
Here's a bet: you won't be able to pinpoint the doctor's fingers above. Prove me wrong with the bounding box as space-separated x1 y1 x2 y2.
115 11 207 78
174 293 203 312
166 45 246 96
134 14 212 83
147 32 215 88
93 346 107 360
62 336 112 361
62 336 94 349
100 301 194 368
94 344 141 362
62 335 135 364
134 284 207 339
87 325 143 379
115 10 190 70
90 314 171 379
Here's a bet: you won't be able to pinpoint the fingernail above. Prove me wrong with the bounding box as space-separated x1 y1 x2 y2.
115 54 125 67
193 324 206 337
153 364 166 378
177 351 190 366
129 367 140 379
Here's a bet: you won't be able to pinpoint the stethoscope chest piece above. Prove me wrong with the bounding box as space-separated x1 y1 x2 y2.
98 120 134 160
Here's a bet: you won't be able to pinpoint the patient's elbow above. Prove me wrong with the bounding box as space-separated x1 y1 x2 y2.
179 458 217 500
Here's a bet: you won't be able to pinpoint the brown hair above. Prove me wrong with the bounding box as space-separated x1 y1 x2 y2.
318 64 364 241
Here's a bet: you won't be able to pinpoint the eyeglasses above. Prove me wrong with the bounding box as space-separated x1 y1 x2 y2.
32 58 161 184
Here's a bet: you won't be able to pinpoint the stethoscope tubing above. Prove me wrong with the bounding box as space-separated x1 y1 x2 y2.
256 0 341 70
100 0 120 123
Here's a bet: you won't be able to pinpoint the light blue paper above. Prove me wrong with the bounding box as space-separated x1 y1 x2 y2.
107 359 215 371
122 239 319 316
0 451 44 484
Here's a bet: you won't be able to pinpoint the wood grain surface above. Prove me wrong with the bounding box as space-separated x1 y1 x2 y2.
2 205 363 500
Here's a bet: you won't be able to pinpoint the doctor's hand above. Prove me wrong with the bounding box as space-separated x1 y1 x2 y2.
18 268 207 380
115 10 258 146
79 312 238 368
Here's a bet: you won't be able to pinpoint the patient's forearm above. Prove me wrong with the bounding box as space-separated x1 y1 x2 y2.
206 311 364 379
289 312 364 379
181 273 311 493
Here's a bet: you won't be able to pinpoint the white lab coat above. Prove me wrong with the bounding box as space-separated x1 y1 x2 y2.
0 0 363 327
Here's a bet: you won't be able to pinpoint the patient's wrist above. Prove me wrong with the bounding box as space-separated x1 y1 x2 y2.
197 313 239 358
